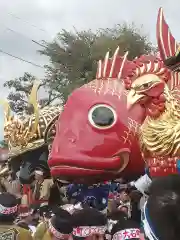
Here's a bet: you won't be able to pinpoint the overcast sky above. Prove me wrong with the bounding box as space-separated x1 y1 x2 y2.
0 0 179 98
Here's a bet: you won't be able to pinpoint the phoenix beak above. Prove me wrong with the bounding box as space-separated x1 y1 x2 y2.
127 89 144 110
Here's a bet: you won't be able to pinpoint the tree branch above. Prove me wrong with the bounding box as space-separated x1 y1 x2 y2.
20 98 29 104
44 95 59 106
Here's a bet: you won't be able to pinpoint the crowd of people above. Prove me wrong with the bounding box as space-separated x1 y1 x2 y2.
0 162 180 240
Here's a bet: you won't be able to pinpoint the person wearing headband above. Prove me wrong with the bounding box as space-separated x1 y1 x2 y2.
32 166 53 209
111 219 141 240
107 210 128 239
0 192 19 229
0 192 33 239
34 207 73 240
72 207 107 240
142 175 180 240
32 167 45 202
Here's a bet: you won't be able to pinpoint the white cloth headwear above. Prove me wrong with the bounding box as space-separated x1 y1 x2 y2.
107 219 118 232
134 174 152 195
62 202 83 214
16 171 20 178
35 170 43 176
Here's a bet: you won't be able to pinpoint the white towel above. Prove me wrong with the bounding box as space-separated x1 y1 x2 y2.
134 174 152 194
28 225 36 236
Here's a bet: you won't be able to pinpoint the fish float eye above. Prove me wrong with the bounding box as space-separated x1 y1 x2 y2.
88 104 117 129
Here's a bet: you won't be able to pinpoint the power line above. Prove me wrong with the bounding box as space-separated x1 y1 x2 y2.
0 11 63 70
0 49 44 68
6 27 46 48
0 13 63 68
5 27 64 60
1 12 65 59
1 27 64 70
6 11 47 33
4 11 64 52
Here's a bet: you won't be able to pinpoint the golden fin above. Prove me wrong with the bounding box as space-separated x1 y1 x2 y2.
28 81 40 135
175 44 180 56
0 100 11 123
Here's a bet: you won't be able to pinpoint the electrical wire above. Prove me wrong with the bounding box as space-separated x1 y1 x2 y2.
5 27 63 58
0 11 63 68
1 10 68 60
0 49 44 68
6 11 47 33
0 27 61 68
4 11 62 49
0 27 48 68
6 27 47 48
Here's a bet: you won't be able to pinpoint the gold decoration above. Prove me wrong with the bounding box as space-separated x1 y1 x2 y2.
0 228 19 240
0 100 11 124
140 85 180 157
1 81 62 157
175 44 180 56
28 81 40 135
6 106 61 157
5 81 40 148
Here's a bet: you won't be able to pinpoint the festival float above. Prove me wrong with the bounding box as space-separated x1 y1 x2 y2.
3 82 62 183
2 7 177 186
124 7 180 177
0 83 62 213
48 48 145 183
48 7 180 183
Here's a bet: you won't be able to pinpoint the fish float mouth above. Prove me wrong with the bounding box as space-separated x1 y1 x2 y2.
48 151 130 183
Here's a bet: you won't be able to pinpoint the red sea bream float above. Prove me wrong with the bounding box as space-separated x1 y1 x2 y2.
48 48 144 183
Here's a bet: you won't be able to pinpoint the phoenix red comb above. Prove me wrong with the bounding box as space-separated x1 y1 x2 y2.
157 7 178 61
96 47 129 80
